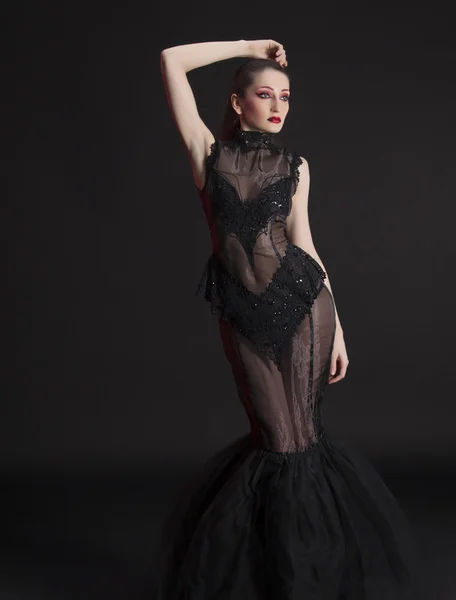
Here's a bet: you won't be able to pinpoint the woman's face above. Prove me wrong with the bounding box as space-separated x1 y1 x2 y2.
232 69 290 133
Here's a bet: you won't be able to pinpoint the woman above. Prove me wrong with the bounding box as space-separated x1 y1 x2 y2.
156 39 417 599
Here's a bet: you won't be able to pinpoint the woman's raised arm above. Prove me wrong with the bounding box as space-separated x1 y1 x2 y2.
160 40 250 189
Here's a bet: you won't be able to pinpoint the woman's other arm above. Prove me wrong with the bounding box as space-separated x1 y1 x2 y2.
286 158 344 335
160 40 250 190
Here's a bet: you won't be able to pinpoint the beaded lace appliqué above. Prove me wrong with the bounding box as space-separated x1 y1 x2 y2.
197 244 326 370
211 172 294 269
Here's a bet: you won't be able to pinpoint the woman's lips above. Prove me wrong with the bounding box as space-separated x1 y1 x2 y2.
268 117 281 123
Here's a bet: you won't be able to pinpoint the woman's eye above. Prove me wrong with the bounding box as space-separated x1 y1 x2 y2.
258 92 289 101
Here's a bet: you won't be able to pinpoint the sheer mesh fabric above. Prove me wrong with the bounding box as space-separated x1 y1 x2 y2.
196 132 327 371
219 284 335 453
199 134 302 285
154 129 419 599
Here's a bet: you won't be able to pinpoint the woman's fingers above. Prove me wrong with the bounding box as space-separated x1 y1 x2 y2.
328 356 349 383
272 43 287 66
330 356 338 378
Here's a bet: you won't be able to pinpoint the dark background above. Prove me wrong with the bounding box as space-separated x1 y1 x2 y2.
5 1 456 598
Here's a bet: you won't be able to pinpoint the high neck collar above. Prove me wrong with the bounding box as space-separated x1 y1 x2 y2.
232 128 277 150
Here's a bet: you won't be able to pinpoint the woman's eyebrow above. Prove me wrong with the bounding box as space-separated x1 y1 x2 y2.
257 86 290 92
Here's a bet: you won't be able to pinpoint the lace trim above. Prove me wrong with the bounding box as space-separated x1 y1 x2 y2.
199 139 218 192
289 151 304 185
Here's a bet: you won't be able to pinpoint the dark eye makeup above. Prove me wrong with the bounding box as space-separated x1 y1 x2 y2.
257 91 290 101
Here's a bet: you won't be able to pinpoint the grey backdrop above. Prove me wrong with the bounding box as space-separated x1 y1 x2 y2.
7 1 456 469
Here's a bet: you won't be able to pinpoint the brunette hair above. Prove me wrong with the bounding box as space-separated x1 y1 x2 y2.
216 58 291 143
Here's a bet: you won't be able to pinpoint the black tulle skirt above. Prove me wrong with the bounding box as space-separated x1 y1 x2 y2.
154 432 418 599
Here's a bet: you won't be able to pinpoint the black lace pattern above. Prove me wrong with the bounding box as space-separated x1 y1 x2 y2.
196 244 326 371
229 128 279 151
196 131 327 370
211 171 294 270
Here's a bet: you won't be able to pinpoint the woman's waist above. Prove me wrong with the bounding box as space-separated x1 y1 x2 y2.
200 242 326 301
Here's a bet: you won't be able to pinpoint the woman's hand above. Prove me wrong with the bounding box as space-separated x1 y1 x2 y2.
244 39 288 67
329 328 349 384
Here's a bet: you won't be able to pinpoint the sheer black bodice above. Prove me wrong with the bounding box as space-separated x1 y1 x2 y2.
196 128 327 372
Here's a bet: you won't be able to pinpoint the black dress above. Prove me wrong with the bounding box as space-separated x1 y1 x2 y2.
155 128 418 599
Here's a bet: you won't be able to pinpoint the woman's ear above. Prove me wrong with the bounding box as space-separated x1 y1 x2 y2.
231 93 242 116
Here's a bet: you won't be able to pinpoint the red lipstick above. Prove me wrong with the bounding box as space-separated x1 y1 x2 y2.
268 117 281 123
